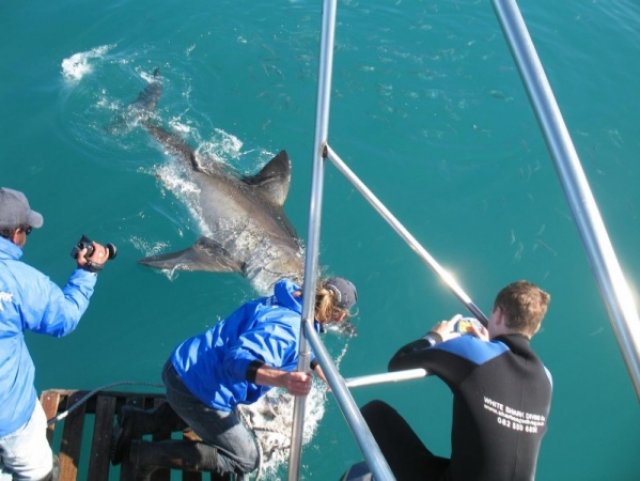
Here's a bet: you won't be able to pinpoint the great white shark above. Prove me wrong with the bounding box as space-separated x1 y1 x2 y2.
133 73 305 293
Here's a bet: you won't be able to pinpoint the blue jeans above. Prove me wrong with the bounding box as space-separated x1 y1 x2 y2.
0 401 53 481
162 361 259 475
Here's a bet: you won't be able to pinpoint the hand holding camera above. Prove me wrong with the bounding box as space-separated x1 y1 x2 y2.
430 314 488 343
71 235 117 272
448 314 488 340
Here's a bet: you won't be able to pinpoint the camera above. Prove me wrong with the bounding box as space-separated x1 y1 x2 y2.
70 235 117 261
449 314 483 334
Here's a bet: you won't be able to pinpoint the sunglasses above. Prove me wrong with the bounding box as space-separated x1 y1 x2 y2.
21 226 33 236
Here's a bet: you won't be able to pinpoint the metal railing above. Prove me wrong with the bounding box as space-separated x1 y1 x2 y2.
287 0 640 479
491 0 640 398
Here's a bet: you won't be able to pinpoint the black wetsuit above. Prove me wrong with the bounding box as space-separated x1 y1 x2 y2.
361 333 552 481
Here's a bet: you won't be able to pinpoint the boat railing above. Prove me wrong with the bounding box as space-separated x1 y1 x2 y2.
490 0 640 397
288 0 640 479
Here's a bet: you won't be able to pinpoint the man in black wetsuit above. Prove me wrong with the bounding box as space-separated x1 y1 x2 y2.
361 280 552 481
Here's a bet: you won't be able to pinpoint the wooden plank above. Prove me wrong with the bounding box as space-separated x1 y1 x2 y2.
182 471 204 481
119 395 152 481
40 390 62 443
58 391 87 481
40 390 224 481
87 395 117 481
119 460 137 481
151 397 171 481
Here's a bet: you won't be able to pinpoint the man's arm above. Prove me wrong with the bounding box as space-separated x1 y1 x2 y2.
389 318 464 371
253 364 312 396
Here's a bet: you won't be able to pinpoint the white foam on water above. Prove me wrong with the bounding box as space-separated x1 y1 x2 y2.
194 128 244 165
168 118 193 135
61 44 115 82
129 236 170 257
238 343 351 480
155 163 206 234
239 385 326 480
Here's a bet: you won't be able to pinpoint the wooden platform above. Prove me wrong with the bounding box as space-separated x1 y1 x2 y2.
40 389 234 481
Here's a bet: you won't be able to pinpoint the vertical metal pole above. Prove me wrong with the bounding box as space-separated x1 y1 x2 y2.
287 1 338 479
492 0 640 398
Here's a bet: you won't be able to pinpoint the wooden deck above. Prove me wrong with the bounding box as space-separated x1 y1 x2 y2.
40 389 234 481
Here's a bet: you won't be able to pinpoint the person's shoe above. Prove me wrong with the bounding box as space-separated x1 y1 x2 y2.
110 407 136 465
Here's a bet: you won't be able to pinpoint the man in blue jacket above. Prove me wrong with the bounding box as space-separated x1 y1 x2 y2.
0 187 112 481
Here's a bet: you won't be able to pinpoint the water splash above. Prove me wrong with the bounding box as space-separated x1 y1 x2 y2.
61 44 116 82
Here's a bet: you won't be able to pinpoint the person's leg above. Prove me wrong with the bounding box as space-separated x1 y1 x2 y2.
361 400 449 481
0 401 55 481
111 399 188 465
162 361 259 475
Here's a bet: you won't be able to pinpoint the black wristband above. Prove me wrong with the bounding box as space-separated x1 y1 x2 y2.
246 360 265 382
82 260 104 273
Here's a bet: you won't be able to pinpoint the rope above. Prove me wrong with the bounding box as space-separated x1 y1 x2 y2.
46 380 164 425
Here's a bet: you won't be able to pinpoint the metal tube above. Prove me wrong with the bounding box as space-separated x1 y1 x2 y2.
289 1 397 478
304 320 397 481
327 145 489 325
492 0 640 398
345 368 428 389
287 0 337 479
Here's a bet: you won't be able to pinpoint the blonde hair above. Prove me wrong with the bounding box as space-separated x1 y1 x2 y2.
314 282 349 324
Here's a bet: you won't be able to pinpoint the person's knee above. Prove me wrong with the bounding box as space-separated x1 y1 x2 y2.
361 399 392 420
5 447 54 481
34 455 59 481
235 440 260 473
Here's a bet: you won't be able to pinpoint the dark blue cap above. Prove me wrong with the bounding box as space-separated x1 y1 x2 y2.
325 277 358 310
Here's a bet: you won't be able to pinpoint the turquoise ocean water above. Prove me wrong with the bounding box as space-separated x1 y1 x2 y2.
2 0 640 479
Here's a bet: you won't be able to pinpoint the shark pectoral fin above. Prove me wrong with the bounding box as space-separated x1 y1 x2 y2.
138 236 244 273
242 150 291 207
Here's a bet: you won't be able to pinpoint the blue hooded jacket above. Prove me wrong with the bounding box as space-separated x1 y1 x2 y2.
0 236 97 436
170 279 319 412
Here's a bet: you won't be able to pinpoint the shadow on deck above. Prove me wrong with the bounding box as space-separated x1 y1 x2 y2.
40 389 236 481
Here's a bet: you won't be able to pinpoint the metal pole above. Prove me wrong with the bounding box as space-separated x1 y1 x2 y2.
492 0 640 398
287 0 337 479
327 146 489 325
304 321 397 481
345 368 428 389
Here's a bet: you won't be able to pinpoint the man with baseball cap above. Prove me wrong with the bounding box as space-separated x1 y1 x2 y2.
0 187 112 481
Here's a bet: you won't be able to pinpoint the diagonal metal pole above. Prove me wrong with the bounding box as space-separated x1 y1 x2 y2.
492 0 640 399
326 146 489 325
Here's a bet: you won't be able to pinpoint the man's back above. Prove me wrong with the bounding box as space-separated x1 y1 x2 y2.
390 333 552 481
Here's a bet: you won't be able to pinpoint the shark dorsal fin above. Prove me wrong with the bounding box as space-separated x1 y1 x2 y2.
242 150 291 207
